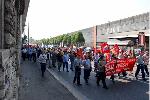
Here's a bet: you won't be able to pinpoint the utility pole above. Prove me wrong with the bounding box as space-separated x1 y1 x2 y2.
96 25 97 48
28 22 29 48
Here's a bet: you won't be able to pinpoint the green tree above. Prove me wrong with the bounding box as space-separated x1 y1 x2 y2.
78 32 85 43
63 34 68 45
71 33 76 44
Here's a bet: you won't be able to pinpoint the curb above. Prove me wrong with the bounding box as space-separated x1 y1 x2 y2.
47 68 90 100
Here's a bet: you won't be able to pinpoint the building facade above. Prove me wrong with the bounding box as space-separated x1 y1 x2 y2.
74 12 149 49
0 0 29 100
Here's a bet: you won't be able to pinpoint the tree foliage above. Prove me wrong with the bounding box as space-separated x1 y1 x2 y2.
37 32 85 47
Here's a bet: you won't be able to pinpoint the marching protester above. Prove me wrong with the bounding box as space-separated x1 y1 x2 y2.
37 47 42 58
38 50 47 77
57 50 63 72
94 52 100 72
73 54 82 86
28 47 33 61
96 55 108 89
22 47 27 61
32 47 37 62
63 51 69 72
51 49 57 68
118 50 127 77
110 54 117 83
69 51 75 71
143 51 149 77
135 52 146 81
47 48 52 68
82 55 92 85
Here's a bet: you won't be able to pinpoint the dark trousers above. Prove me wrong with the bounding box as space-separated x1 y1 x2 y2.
110 74 115 82
22 53 26 61
96 72 107 88
58 62 62 71
52 59 56 68
135 64 145 79
41 63 46 77
28 54 32 61
73 67 81 85
32 53 36 62
70 61 74 71
84 69 91 83
144 65 149 76
63 62 68 71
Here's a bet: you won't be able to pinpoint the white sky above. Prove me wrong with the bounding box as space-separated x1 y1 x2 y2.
24 0 150 40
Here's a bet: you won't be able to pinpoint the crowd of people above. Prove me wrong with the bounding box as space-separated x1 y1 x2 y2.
21 46 149 89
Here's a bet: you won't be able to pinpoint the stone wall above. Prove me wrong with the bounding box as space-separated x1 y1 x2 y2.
0 49 17 100
0 0 29 99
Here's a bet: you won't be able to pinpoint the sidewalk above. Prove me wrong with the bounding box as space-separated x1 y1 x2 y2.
19 60 77 100
47 61 149 100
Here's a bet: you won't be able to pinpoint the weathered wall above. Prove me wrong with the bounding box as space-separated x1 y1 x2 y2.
0 49 17 100
0 0 28 99
73 12 149 47
97 12 149 42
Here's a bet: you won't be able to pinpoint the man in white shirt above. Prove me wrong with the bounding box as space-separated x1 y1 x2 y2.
82 55 92 85
73 54 82 86
38 51 47 77
22 48 27 61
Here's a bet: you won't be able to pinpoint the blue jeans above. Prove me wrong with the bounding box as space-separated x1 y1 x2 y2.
70 61 74 70
63 62 68 71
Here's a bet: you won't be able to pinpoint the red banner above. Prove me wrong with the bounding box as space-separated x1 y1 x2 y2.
105 58 136 76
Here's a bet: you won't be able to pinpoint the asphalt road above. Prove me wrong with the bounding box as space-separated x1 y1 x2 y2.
19 59 149 100
48 61 149 100
19 60 77 100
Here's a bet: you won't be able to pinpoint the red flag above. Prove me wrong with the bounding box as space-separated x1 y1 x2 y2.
105 53 111 62
111 44 120 56
77 48 83 59
100 42 110 53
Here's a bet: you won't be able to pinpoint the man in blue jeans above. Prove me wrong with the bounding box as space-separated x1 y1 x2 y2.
63 51 69 72
135 53 146 81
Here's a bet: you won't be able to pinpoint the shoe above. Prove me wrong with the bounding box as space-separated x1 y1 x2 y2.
143 78 147 81
86 82 88 85
103 86 108 89
135 76 138 80
146 75 149 77
112 80 115 84
77 84 82 86
97 84 100 86
67 70 69 72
